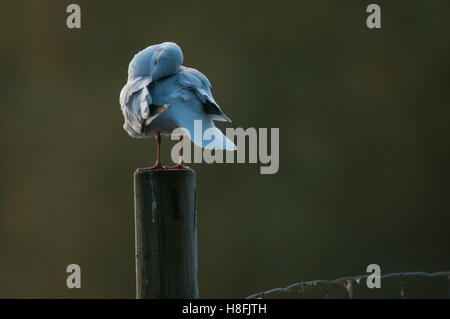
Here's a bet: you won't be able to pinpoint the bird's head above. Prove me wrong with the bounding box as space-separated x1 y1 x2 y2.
127 42 183 81
150 42 183 81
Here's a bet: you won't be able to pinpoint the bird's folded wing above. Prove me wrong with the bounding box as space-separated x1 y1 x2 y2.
120 76 164 138
119 76 152 109
177 66 232 123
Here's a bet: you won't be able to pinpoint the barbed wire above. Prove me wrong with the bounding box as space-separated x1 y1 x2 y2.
246 270 450 299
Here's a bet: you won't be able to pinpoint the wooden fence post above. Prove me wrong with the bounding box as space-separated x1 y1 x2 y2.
134 168 198 299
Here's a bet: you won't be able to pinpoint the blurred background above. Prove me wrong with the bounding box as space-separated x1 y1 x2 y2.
0 0 449 298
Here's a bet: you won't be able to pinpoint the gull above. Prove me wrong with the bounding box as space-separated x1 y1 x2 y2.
120 42 236 169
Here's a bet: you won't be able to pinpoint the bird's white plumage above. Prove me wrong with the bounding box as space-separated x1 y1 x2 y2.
120 42 235 150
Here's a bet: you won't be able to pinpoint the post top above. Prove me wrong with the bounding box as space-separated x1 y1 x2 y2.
134 168 196 177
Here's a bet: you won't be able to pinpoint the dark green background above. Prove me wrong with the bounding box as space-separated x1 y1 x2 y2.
0 0 449 298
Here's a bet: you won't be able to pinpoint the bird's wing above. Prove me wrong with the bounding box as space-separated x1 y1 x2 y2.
176 66 232 123
119 76 152 114
120 77 170 138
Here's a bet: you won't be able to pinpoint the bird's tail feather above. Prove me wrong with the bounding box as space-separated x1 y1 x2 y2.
176 114 236 150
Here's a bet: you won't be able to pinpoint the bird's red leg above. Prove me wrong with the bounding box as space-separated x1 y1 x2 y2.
139 132 166 171
169 135 189 169
152 132 166 169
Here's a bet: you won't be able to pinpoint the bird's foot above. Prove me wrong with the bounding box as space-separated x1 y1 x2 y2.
168 161 190 170
138 161 167 171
